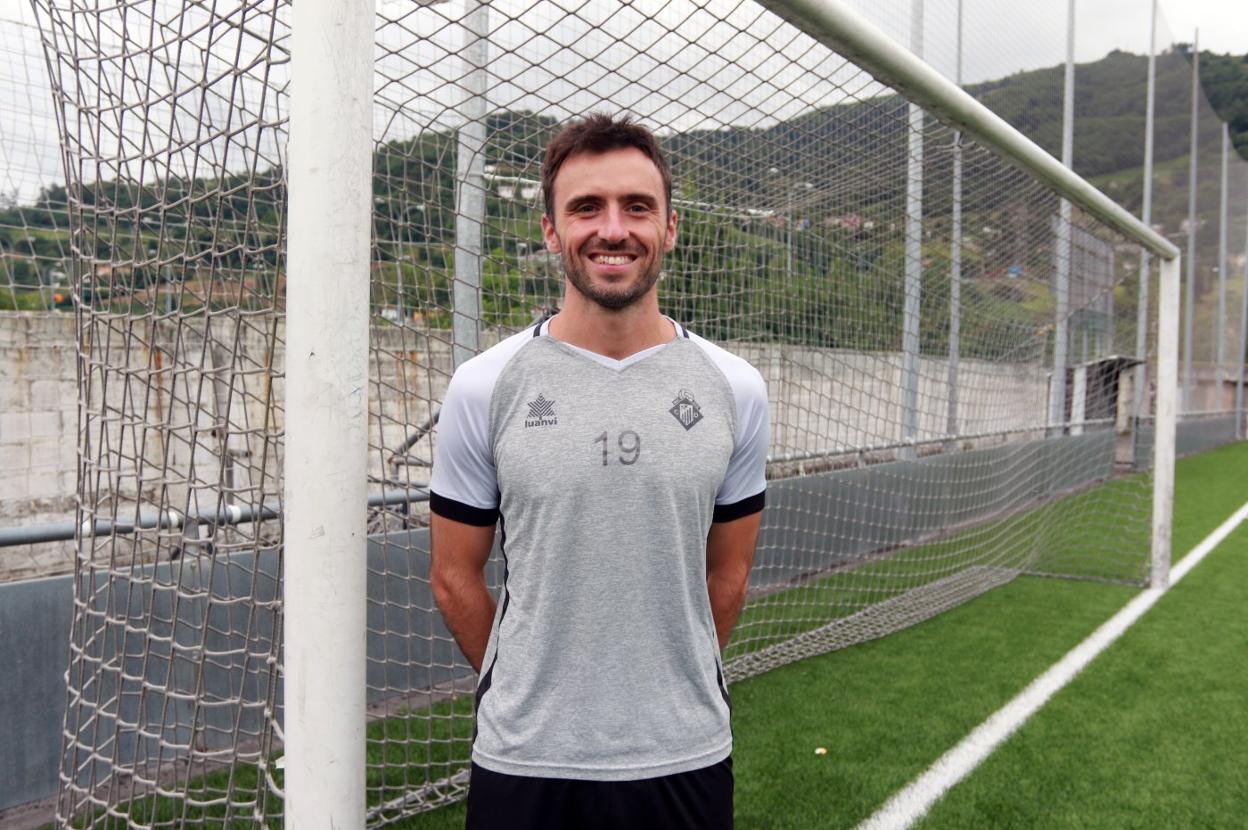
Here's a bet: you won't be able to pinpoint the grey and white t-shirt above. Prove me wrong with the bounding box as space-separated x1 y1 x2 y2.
430 317 769 781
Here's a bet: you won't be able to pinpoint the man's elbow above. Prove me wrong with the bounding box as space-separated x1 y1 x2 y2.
430 560 459 614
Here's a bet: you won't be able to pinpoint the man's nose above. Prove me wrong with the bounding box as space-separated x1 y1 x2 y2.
597 204 628 242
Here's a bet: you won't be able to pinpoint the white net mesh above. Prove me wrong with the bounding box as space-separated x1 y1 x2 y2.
5 0 1235 826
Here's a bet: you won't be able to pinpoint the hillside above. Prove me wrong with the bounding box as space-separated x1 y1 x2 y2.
2 47 1246 364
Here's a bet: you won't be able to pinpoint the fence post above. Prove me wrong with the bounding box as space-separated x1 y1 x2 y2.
946 0 963 440
454 0 489 369
1237 198 1248 439
1133 0 1156 446
1216 124 1229 405
1183 31 1198 412
901 0 924 457
1050 0 1076 436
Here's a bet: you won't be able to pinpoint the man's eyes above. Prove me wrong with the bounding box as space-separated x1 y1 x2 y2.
568 201 655 215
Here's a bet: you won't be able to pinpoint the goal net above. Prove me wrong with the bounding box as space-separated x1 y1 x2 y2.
30 0 1190 826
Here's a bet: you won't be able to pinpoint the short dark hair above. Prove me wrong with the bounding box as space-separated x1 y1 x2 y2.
541 113 672 220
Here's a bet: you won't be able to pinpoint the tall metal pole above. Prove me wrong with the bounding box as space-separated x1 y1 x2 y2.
901 0 924 456
1152 254 1181 588
1050 0 1075 435
1183 31 1198 412
284 0 374 826
946 0 963 440
1134 0 1157 433
1216 123 1229 406
1106 248 1114 355
454 0 489 369
1237 195 1248 439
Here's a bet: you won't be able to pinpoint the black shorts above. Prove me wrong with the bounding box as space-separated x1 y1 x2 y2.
465 756 733 830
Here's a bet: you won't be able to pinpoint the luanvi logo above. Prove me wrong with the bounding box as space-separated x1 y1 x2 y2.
669 389 703 431
525 394 558 428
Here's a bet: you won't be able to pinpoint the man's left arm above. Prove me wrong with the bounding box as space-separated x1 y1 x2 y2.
706 510 763 651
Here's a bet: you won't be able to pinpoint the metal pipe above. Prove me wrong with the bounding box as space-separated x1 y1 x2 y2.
946 0 963 439
1237 192 1248 439
1133 0 1156 434
1183 31 1198 411
0 488 433 549
1217 124 1228 402
756 0 1178 259
453 0 489 369
901 0 924 457
1050 0 1076 436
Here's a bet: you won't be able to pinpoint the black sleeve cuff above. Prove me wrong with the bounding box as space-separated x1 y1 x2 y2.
712 490 765 523
430 491 500 527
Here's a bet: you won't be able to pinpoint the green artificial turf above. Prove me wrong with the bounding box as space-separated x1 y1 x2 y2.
914 446 1248 829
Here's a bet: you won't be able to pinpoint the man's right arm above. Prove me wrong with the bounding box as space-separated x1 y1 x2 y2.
430 513 497 673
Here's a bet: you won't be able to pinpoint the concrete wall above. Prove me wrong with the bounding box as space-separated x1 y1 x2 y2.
2 312 1065 582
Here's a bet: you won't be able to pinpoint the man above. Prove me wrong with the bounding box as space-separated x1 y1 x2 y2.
429 113 769 829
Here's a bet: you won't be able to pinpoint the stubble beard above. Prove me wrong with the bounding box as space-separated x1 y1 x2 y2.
561 241 663 312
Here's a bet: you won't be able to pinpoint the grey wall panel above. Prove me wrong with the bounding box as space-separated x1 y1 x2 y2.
0 576 73 810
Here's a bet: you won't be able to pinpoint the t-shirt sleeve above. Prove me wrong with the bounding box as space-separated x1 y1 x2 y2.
713 363 769 522
429 363 500 526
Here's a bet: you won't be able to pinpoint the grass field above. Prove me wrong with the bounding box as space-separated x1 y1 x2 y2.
386 441 1248 829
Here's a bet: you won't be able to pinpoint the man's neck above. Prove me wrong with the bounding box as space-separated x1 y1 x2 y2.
547 289 674 360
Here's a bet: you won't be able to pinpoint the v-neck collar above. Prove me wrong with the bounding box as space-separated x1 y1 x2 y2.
536 315 689 371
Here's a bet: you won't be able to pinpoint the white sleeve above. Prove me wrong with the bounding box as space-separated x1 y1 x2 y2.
429 361 500 524
715 361 769 518
685 331 770 520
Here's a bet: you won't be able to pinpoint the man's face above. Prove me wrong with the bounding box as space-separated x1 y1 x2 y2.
541 147 678 311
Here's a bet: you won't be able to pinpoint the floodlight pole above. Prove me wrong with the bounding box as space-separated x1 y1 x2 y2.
1134 0 1156 435
1050 0 1076 436
1236 205 1248 439
1152 254 1181 588
454 0 489 369
900 0 923 458
1216 124 1228 405
1183 31 1198 412
946 0 963 440
284 0 374 827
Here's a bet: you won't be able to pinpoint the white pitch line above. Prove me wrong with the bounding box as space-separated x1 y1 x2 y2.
857 498 1248 830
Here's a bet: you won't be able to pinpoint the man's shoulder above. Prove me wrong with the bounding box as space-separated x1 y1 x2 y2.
446 324 541 404
680 328 767 403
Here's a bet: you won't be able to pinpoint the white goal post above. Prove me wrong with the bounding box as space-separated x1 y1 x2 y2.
281 0 1181 823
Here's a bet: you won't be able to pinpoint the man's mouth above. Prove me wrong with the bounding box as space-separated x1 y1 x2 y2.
589 253 636 265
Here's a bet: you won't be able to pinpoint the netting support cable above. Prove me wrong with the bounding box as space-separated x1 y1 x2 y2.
1216 124 1229 395
1183 30 1198 412
946 0 963 440
900 0 923 458
1152 254 1182 588
284 0 375 826
1134 0 1157 432
453 0 489 370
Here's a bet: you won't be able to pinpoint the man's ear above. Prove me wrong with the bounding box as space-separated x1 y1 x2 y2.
541 214 562 254
664 209 678 252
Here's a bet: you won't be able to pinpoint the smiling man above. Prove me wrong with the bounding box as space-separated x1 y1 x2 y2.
429 113 769 829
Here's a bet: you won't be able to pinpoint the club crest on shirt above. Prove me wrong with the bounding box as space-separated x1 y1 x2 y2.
524 393 558 428
669 388 703 431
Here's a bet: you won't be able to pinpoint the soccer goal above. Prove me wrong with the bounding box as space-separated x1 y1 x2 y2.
35 0 1179 826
